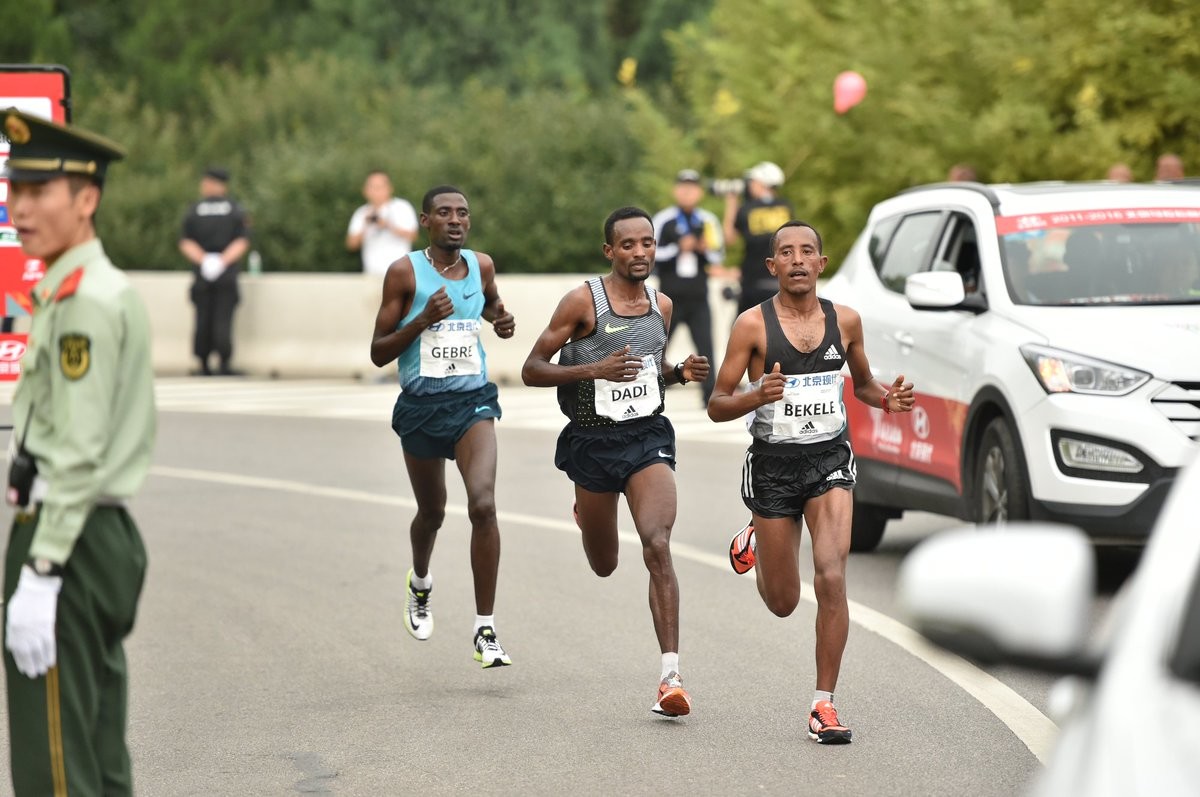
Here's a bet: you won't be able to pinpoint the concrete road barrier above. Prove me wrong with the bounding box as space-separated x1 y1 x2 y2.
128 271 741 381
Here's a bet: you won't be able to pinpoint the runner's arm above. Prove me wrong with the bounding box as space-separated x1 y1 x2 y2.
370 257 450 367
477 253 515 338
839 304 914 412
521 287 641 387
707 309 774 421
655 292 708 385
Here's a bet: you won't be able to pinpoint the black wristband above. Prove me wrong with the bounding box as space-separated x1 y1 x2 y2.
674 362 688 384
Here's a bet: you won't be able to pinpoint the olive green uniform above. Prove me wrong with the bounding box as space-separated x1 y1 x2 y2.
4 238 156 796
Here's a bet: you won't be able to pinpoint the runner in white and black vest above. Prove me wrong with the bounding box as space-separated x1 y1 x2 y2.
708 220 915 745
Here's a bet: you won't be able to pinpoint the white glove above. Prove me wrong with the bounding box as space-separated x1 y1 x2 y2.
200 253 225 282
5 565 62 678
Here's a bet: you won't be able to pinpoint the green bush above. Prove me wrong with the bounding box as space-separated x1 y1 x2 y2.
77 54 679 274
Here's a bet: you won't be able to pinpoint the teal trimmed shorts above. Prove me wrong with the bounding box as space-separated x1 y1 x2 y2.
391 382 502 460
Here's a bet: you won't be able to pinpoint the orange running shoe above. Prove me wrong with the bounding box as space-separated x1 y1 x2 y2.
808 700 852 744
728 520 756 574
651 672 692 717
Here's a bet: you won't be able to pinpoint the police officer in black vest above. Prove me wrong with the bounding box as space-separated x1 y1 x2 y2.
178 167 251 375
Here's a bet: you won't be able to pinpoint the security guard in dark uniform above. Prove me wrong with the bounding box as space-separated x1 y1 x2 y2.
2 108 156 796
178 166 250 375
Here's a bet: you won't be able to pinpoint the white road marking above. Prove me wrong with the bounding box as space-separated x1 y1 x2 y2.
1 377 749 441
23 378 748 443
151 464 1057 763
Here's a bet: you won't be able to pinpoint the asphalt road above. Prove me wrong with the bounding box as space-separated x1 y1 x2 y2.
0 379 1132 796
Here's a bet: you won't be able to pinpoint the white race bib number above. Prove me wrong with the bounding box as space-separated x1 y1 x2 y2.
596 356 660 421
771 373 845 439
419 320 483 378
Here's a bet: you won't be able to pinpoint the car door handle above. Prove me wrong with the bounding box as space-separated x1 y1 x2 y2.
892 331 915 347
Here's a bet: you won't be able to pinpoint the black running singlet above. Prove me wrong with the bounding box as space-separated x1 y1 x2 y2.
557 277 668 428
748 297 848 453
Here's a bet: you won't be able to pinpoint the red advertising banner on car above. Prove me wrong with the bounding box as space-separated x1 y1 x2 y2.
844 378 969 493
0 65 71 380
996 207 1200 235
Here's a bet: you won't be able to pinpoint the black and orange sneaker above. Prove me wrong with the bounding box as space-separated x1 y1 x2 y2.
651 671 692 717
808 700 852 744
728 520 756 574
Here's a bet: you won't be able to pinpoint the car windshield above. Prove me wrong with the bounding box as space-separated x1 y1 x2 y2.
998 210 1200 306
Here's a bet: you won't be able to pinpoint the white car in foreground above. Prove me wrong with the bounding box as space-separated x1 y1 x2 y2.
897 454 1200 795
822 181 1200 551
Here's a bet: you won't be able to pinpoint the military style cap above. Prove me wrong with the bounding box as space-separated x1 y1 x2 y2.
2 108 126 184
203 165 230 183
675 169 702 184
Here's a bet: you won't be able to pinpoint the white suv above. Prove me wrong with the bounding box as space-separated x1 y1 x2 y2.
822 181 1200 551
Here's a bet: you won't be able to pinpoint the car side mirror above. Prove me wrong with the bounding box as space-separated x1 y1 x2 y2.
897 524 1102 678
906 271 965 308
906 271 987 314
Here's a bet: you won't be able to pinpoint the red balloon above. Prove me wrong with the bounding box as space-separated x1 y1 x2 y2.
834 71 867 114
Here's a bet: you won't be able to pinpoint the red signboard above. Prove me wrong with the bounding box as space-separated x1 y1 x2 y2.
1 65 71 380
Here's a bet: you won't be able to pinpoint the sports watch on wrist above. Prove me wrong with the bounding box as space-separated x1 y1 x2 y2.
674 362 688 384
27 557 64 577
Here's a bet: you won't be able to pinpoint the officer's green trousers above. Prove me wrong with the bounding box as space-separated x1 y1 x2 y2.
4 505 147 797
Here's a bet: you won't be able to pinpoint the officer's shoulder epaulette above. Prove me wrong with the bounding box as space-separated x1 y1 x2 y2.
53 267 85 302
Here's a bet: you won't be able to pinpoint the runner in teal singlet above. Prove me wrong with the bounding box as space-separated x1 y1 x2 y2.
370 185 517 669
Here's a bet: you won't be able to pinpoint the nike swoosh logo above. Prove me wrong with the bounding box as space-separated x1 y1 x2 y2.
658 450 671 458
463 291 478 299
605 323 630 333
475 406 491 413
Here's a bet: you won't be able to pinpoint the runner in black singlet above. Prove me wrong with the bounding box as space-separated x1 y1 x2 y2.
708 221 915 744
522 206 710 719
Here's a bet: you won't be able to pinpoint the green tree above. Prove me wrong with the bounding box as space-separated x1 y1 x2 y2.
0 0 71 67
669 0 1200 266
77 55 665 274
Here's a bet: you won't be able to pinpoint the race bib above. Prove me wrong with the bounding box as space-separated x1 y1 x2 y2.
595 356 660 421
770 372 845 440
419 320 483 378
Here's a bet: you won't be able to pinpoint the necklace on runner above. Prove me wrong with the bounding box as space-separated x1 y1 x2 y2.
426 247 462 275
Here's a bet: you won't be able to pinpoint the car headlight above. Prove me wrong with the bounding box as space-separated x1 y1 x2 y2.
1019 344 1150 396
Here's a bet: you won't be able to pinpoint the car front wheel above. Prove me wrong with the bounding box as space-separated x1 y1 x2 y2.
850 498 890 552
974 417 1030 525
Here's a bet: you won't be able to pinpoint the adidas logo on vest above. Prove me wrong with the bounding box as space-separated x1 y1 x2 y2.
823 345 842 361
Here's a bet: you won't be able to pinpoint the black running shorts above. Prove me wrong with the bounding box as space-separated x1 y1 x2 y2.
554 414 676 494
391 382 501 460
741 440 857 519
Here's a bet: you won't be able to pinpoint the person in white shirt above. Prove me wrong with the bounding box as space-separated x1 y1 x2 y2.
346 170 418 275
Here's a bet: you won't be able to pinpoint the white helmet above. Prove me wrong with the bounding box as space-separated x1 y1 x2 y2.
746 161 785 188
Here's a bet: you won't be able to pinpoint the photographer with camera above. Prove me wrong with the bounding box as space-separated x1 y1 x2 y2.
720 161 794 313
346 169 418 276
651 169 724 405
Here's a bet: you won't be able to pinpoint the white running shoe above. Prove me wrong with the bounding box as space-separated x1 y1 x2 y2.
473 626 512 668
404 568 433 641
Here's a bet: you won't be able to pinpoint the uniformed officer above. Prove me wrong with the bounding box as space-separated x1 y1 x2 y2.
178 165 250 376
2 108 156 796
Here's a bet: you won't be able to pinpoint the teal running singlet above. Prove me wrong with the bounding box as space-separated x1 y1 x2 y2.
396 249 489 395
